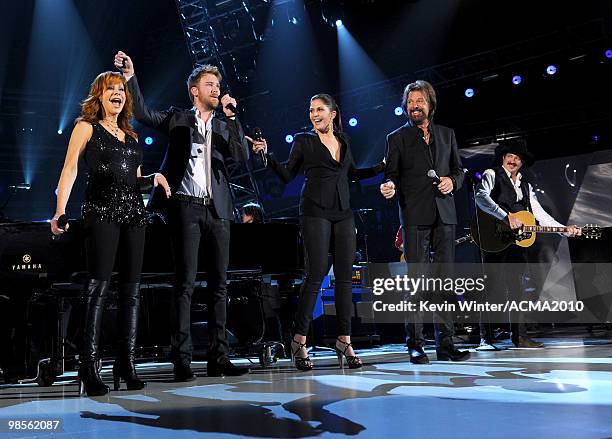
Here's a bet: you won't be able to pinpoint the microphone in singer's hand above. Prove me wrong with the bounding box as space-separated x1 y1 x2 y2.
427 169 441 183
52 214 68 240
57 214 68 230
252 127 267 166
427 169 453 196
221 91 237 114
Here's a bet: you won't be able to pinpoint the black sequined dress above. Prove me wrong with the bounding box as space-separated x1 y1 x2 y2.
81 123 147 227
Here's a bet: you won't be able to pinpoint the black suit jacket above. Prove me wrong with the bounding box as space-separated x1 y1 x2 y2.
127 75 249 221
267 132 383 211
384 122 464 226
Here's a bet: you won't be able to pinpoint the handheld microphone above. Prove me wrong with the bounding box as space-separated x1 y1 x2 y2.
252 127 267 166
427 169 453 196
52 214 68 240
56 214 68 230
221 90 237 114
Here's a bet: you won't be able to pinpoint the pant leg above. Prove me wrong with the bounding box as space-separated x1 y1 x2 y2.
82 217 121 362
201 208 231 364
402 224 432 347
430 218 456 347
331 216 356 336
293 216 332 336
115 225 146 359
168 200 203 364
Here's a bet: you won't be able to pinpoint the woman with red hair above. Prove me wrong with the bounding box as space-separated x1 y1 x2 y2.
51 71 170 396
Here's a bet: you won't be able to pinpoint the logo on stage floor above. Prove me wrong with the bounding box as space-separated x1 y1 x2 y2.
11 253 43 271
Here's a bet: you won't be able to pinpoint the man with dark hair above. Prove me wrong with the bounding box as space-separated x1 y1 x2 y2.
475 140 581 348
381 80 469 364
115 51 250 380
240 202 264 224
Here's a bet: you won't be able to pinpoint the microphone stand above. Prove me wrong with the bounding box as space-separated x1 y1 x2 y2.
466 170 504 351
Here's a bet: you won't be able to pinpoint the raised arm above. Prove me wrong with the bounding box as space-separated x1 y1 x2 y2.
51 121 92 235
115 51 172 131
349 158 385 180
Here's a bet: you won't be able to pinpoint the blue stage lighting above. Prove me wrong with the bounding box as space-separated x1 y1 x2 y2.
511 75 522 85
546 65 557 75
285 134 294 144
348 117 358 127
464 88 475 98
144 136 154 145
394 106 403 116
335 20 343 28
57 129 63 135
605 49 612 59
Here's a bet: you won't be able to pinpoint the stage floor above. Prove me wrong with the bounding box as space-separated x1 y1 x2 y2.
2 335 612 438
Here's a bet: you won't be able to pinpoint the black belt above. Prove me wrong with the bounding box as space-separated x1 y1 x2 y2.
173 193 213 206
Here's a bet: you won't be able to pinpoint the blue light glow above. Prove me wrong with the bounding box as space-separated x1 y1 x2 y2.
335 20 343 28
348 117 358 127
144 136 154 145
512 75 522 85
464 88 475 98
546 65 557 75
394 107 403 116
285 134 294 144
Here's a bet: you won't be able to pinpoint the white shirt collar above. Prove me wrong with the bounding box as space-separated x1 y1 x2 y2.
502 165 521 183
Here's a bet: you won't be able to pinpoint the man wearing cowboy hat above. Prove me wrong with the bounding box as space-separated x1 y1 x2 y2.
475 139 581 348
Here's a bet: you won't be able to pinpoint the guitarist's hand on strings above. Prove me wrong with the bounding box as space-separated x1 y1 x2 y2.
564 225 581 237
507 213 523 230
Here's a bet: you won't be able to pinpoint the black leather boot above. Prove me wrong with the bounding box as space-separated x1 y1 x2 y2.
79 279 110 397
113 282 146 391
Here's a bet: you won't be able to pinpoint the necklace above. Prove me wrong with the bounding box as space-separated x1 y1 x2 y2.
102 119 120 139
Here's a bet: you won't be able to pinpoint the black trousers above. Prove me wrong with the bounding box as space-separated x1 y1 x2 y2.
480 246 528 342
402 213 455 348
84 216 146 282
167 199 230 365
293 215 356 337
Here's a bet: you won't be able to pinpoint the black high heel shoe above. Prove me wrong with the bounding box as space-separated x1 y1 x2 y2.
78 361 109 397
335 338 362 369
290 337 313 371
112 358 146 391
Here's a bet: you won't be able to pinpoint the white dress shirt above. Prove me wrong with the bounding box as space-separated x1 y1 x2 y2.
476 166 564 228
176 109 213 199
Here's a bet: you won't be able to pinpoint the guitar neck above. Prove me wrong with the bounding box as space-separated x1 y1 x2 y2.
523 225 569 234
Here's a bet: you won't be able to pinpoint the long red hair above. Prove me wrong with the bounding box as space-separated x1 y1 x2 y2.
76 71 137 140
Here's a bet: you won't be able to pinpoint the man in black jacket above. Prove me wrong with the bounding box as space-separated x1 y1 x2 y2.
115 51 250 380
381 80 469 364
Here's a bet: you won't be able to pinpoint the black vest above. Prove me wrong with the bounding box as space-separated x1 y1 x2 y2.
490 166 531 213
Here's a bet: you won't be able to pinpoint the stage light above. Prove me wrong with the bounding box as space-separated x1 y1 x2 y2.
464 88 474 98
512 75 522 85
57 129 63 135
289 17 298 25
285 134 294 144
605 49 612 59
546 65 557 75
335 20 343 28
144 136 154 146
394 106 403 116
348 117 358 127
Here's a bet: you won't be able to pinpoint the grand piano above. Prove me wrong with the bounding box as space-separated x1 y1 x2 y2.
0 219 303 383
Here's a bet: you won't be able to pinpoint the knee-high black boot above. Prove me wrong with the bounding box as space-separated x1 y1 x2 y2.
79 279 110 397
113 282 146 391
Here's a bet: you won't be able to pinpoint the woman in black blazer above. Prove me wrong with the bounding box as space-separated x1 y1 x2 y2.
250 94 383 370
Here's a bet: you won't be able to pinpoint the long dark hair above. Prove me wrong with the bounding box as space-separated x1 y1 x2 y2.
310 93 343 133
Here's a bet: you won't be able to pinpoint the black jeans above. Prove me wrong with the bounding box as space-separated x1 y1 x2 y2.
480 246 528 342
403 213 455 348
84 216 146 282
294 215 356 337
167 199 230 365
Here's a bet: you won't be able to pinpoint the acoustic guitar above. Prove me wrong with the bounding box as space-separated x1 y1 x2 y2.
470 209 601 253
